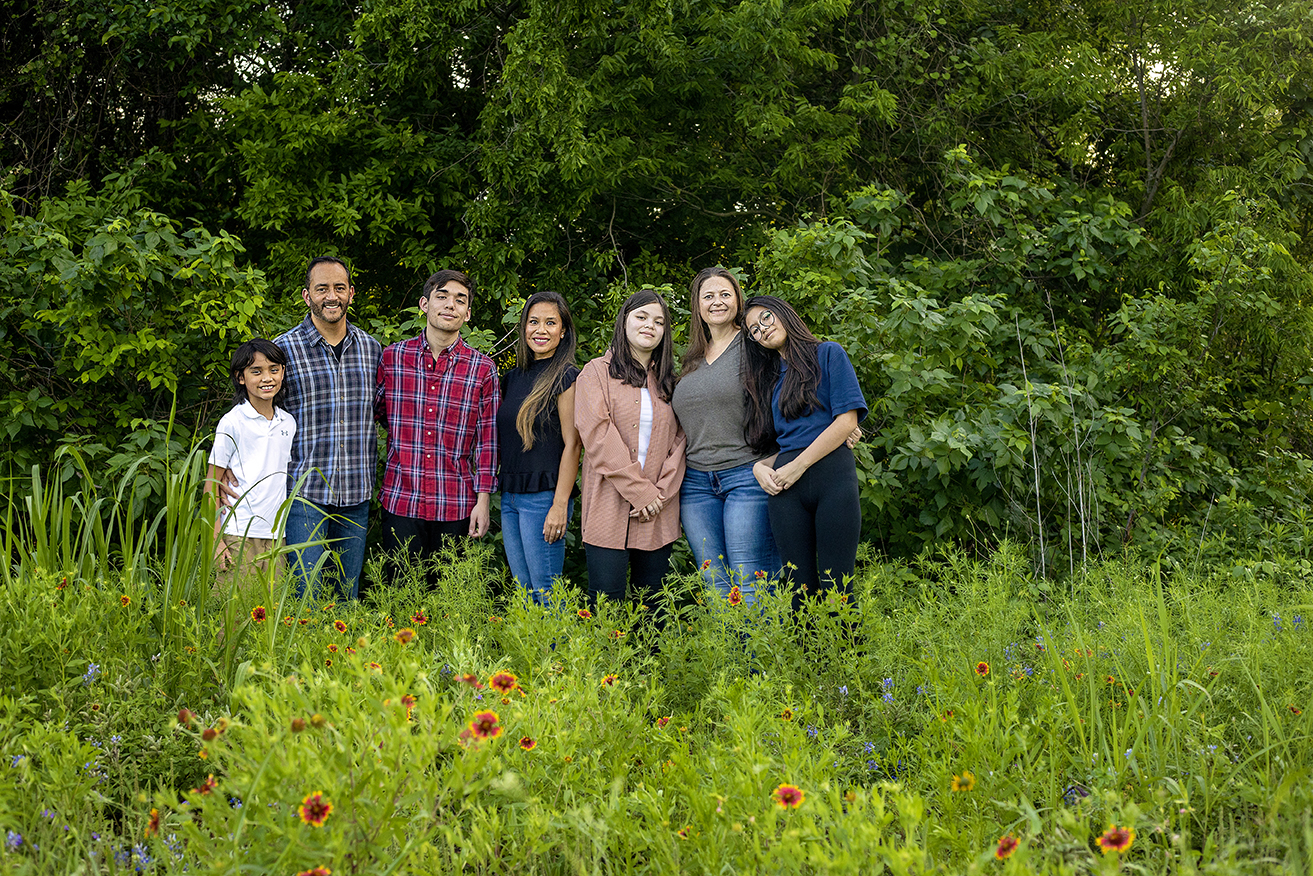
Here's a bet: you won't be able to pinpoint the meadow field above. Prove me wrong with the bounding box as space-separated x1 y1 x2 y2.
3 463 1312 875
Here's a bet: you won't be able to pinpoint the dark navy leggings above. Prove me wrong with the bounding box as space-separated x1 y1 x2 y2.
767 444 860 599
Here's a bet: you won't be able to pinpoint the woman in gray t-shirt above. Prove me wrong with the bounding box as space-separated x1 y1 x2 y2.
671 268 781 603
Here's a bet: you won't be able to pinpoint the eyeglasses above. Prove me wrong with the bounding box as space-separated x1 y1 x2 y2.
747 309 775 341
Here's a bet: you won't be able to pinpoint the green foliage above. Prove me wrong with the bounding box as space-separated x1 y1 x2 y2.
0 167 269 481
6 464 1313 872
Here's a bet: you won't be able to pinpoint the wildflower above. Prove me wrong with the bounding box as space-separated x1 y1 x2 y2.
321 603 335 613
489 671 519 694
456 672 481 687
57 576 67 590
519 736 536 751
401 694 417 717
975 662 990 677
145 809 160 838
488 616 501 623
995 834 1019 860
843 789 857 803
577 608 592 619
779 708 794 721
297 868 333 876
290 717 306 733
755 569 767 579
881 691 894 704
298 792 333 827
676 825 692 839
394 628 416 645
728 586 743 606
82 664 101 687
327 643 339 653
656 716 671 728
333 619 347 634
563 755 573 763
324 658 333 667
951 771 976 792
1105 675 1116 685
601 674 618 687
282 616 294 626
1290 705 1303 716
1096 824 1135 854
298 617 311 626
202 727 218 742
1074 673 1085 681
610 629 626 639
368 662 382 673
772 784 805 808
198 748 208 759
6 831 21 851
939 709 954 722
411 611 428 626
120 595 130 607
250 605 267 623
310 713 326 729
469 710 502 740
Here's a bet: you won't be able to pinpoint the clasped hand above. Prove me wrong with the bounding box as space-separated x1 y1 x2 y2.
630 495 665 523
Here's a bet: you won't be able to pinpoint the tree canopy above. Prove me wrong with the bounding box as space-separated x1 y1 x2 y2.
3 0 1311 564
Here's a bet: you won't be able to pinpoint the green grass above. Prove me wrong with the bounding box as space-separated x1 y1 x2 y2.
2 465 1313 874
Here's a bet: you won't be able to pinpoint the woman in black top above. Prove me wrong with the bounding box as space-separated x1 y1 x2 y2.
497 291 582 602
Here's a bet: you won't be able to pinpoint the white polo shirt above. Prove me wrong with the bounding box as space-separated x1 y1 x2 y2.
209 402 297 540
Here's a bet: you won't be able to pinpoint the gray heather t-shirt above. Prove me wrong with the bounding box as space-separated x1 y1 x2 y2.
671 332 767 472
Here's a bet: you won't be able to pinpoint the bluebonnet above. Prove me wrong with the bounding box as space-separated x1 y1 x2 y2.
9 755 23 768
82 663 101 686
806 725 818 738
881 691 894 704
1274 613 1283 632
838 685 848 696
881 678 894 691
864 741 875 754
1294 615 1304 629
5 831 21 851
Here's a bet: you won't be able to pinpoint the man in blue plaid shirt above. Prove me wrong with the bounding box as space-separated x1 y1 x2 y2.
275 257 382 599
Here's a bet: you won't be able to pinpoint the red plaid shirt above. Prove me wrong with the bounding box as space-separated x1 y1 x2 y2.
375 333 500 521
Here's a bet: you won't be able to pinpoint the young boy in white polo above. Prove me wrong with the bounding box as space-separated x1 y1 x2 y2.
206 338 297 589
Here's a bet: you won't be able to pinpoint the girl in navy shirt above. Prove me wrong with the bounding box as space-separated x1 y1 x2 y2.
742 296 867 602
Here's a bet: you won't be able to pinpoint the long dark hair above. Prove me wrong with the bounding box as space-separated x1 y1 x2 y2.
513 291 578 450
680 267 745 377
608 289 676 401
742 295 823 452
229 338 289 408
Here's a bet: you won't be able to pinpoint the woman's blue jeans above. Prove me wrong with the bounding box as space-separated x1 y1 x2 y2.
679 463 780 604
501 490 571 602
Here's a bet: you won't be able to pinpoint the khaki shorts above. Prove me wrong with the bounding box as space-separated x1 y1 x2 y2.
217 536 284 601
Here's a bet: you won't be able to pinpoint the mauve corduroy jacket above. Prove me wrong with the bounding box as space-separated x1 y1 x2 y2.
574 351 686 550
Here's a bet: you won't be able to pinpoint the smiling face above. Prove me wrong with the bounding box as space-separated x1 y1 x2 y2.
303 262 354 328
625 302 666 360
238 352 284 404
744 305 785 351
524 301 564 360
420 280 472 337
697 275 739 330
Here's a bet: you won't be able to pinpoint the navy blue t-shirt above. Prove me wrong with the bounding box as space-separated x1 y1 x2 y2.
772 342 868 454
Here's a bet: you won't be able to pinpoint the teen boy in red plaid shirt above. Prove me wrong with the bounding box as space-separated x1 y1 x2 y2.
375 269 499 560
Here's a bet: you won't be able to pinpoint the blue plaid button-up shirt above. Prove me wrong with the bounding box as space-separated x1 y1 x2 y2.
276 316 383 507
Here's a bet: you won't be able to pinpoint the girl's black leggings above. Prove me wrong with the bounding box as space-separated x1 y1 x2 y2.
767 444 860 599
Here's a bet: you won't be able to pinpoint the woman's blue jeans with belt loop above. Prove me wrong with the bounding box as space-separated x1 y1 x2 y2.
679 462 780 604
